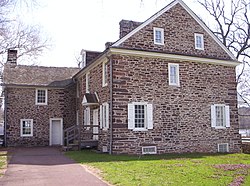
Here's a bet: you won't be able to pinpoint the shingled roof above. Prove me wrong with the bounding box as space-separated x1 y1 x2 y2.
3 64 80 88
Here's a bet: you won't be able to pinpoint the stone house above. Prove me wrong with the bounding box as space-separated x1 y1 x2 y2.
2 0 241 154
2 50 79 146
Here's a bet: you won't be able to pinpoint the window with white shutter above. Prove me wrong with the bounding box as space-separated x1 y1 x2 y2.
211 104 230 129
128 102 153 131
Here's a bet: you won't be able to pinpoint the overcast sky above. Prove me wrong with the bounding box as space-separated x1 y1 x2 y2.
21 0 201 67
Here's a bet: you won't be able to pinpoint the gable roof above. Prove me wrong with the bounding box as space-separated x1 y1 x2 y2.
3 64 79 88
112 0 236 60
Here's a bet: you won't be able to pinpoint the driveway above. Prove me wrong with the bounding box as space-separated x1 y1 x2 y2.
0 147 109 186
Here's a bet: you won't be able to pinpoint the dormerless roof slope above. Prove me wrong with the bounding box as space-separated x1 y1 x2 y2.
3 64 80 87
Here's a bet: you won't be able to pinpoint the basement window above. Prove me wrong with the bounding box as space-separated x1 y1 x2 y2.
218 143 229 153
142 146 157 154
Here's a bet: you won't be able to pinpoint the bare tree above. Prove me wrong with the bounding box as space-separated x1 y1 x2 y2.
0 0 49 66
198 0 250 106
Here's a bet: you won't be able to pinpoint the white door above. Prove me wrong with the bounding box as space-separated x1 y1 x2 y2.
50 119 63 145
93 109 99 140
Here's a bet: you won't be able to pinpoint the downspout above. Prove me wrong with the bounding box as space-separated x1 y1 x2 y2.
109 55 113 154
3 88 7 147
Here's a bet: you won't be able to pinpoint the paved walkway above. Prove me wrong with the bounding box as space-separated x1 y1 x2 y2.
0 147 108 186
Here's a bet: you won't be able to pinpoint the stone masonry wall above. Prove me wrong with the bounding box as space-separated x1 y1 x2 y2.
77 62 110 151
111 54 241 154
6 86 76 146
119 3 231 60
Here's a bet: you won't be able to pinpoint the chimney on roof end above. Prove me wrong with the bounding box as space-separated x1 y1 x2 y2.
7 49 17 65
119 20 142 38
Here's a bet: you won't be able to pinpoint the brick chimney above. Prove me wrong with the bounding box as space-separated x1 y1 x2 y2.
119 20 142 38
7 49 17 65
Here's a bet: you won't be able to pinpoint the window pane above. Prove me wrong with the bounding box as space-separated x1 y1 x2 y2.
135 105 145 128
215 106 225 127
155 30 162 43
196 35 203 49
22 120 32 135
37 90 46 103
170 66 177 84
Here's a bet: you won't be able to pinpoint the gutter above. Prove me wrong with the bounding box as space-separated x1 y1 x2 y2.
109 55 113 154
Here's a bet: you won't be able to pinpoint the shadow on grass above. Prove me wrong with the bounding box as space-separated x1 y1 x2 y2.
66 149 233 164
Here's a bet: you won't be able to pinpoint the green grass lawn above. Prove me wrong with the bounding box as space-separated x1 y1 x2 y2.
66 150 250 186
0 150 7 177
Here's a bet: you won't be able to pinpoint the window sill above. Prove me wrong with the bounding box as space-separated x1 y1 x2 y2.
133 128 148 132
195 47 204 50
36 103 47 106
21 135 33 137
154 42 164 45
213 127 227 129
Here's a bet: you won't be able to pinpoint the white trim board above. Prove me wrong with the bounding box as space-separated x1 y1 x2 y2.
112 0 236 60
110 48 240 67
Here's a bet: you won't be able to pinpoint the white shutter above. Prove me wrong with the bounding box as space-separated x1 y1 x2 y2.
225 105 230 127
84 109 87 126
106 103 109 129
211 105 216 127
147 104 153 129
128 103 134 129
87 107 90 125
100 105 103 129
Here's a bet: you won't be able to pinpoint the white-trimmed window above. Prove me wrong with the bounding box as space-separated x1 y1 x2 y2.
153 27 164 45
128 102 153 131
195 33 204 50
102 61 108 87
218 143 229 153
211 104 230 128
100 102 109 130
36 89 48 105
20 119 33 137
86 72 90 93
84 107 90 129
168 63 180 86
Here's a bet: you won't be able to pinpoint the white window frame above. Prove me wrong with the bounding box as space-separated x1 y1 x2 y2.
153 27 164 45
128 102 153 131
35 89 48 105
195 33 204 50
100 102 109 130
20 119 33 137
86 72 90 93
102 61 108 87
211 104 230 129
217 143 229 153
168 63 180 86
142 146 157 155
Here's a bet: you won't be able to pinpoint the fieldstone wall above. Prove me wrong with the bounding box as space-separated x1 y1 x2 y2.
6 86 76 146
77 61 110 151
119 3 231 60
111 54 241 154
